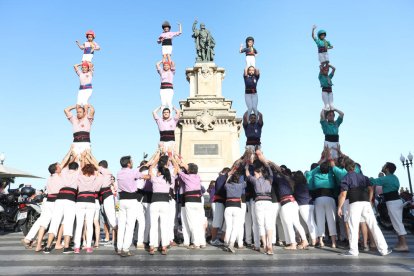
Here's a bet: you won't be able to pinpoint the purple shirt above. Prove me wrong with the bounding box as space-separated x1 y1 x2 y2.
157 64 175 84
178 172 201 192
154 114 179 132
117 168 143 193
151 175 173 193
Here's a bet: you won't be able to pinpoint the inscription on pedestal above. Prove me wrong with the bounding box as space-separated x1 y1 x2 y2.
194 144 218 155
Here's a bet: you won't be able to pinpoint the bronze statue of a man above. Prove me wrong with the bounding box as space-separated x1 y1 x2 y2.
192 20 215 62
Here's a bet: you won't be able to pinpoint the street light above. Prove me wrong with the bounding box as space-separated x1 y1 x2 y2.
0 152 5 165
400 152 413 194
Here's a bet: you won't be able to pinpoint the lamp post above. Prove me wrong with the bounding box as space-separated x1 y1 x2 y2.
0 152 5 165
400 152 413 194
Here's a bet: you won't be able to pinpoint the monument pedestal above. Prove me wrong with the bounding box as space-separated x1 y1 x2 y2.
175 63 241 186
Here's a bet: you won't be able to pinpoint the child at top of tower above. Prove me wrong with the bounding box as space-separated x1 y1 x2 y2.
240 36 258 68
76 30 100 62
157 21 182 63
312 25 333 67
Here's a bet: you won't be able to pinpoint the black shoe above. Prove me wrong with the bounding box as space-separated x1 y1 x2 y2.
43 247 52 254
63 247 74 254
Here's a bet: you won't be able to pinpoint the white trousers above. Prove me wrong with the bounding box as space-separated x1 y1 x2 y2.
318 52 329 63
322 92 334 111
236 202 247 247
74 202 95 248
117 199 138 251
135 200 146 244
103 195 117 229
245 56 256 68
349 201 388 256
245 93 258 117
168 199 176 242
386 199 407 236
314 196 337 237
94 199 100 221
250 199 261 248
82 54 93 62
271 202 281 243
158 141 175 154
48 199 76 236
224 206 242 247
244 201 253 244
149 201 170 247
280 201 307 244
299 204 318 240
72 142 91 157
77 88 92 106
185 202 204 246
255 200 273 236
25 201 54 241
162 45 173 55
212 202 225 229
324 141 339 160
181 206 191 245
160 88 174 110
143 202 151 243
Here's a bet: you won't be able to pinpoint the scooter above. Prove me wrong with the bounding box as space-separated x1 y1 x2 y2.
0 184 24 232
16 186 43 236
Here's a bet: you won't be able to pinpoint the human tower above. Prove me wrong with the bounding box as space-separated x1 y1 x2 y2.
20 22 409 257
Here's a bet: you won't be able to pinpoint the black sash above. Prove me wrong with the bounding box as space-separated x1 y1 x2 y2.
246 137 261 146
151 192 170 202
160 130 175 142
119 191 138 200
322 87 332 93
314 188 334 198
318 46 327 53
57 187 77 201
99 187 113 203
184 190 202 203
46 193 58 202
225 198 241 208
76 191 96 203
325 135 339 142
383 191 400 202
348 186 369 204
162 38 172 46
160 82 173 89
73 131 90 143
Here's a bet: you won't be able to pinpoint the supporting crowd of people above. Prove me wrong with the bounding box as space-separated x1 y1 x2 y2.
19 23 410 258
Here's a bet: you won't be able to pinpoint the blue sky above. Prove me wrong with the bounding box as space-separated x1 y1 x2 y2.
1 0 413 190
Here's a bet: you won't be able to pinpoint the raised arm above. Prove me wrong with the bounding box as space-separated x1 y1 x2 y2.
152 106 161 120
156 60 162 71
173 106 181 120
258 112 263 126
255 68 260 76
75 41 85 50
73 64 81 75
64 105 76 118
312 25 317 40
239 43 244 53
243 67 248 76
178 23 182 34
245 164 251 177
334 107 344 118
87 104 95 118
320 109 326 121
329 64 336 75
243 111 248 127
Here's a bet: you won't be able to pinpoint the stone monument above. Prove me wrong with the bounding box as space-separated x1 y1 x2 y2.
176 60 242 186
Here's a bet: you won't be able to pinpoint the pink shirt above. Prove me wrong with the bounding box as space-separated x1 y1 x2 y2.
157 65 175 84
99 167 112 189
84 41 100 51
46 173 63 194
76 69 93 86
151 175 174 193
154 114 179 132
117 168 143 193
61 168 79 189
158 31 181 42
77 174 102 193
67 114 93 133
178 172 201 192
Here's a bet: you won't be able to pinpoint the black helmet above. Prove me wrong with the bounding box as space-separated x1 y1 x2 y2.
162 21 171 29
246 36 254 44
21 186 35 197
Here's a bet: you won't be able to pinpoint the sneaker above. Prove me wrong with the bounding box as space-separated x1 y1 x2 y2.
104 241 113 247
136 243 145 250
210 239 223 246
341 251 358 257
228 246 235 253
120 250 134 257
380 249 392 256
99 239 109 245
85 247 93 253
74 248 80 254
63 247 74 254
363 246 369 252
43 247 52 254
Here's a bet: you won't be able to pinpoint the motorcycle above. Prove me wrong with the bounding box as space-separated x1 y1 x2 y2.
376 191 414 233
16 186 43 236
0 184 24 232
